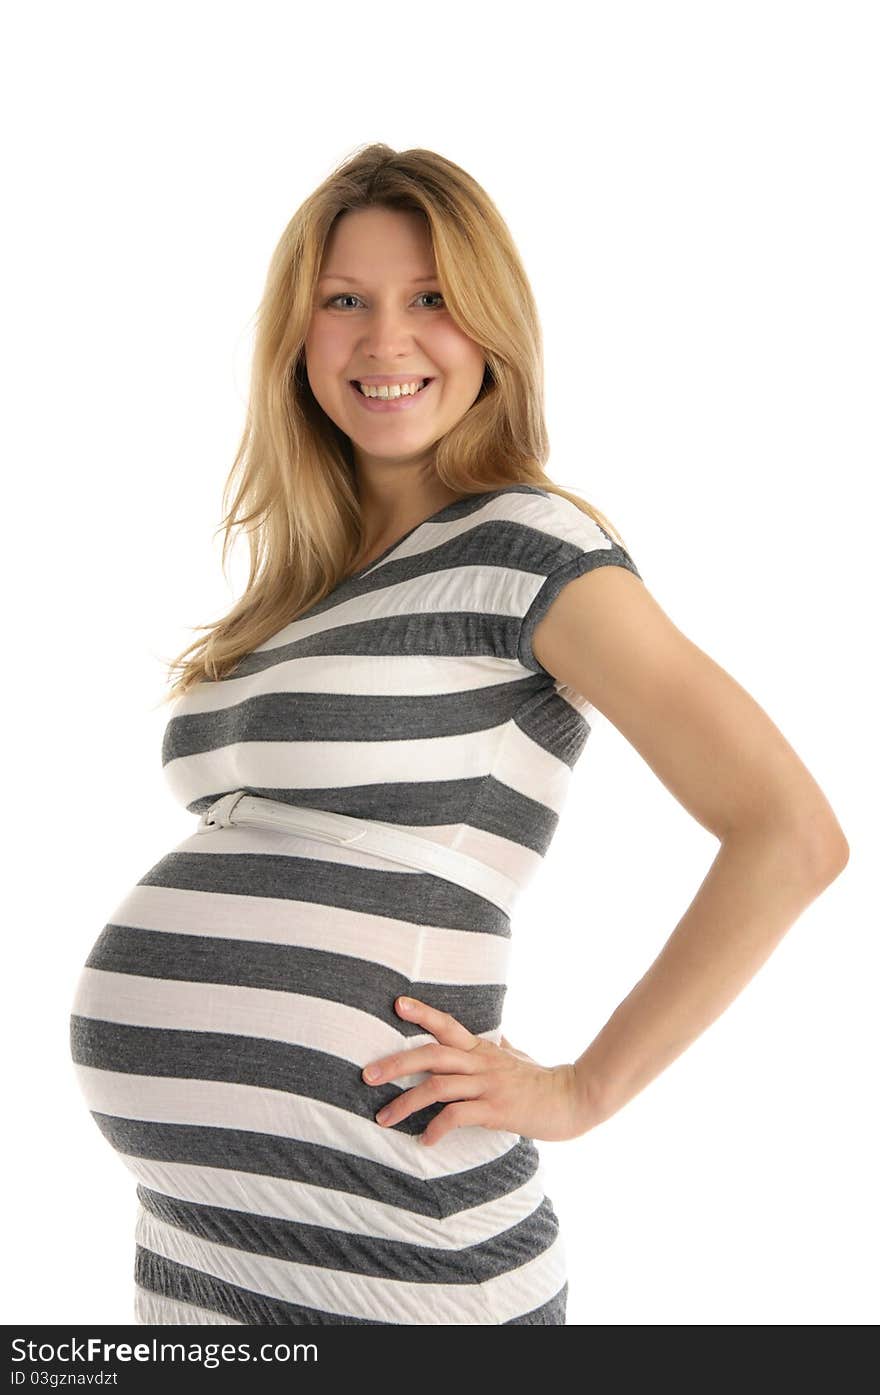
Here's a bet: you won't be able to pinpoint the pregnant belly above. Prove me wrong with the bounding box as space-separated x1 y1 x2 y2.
69 849 511 1189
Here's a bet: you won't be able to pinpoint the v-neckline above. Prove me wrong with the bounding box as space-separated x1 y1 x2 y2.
344 490 497 581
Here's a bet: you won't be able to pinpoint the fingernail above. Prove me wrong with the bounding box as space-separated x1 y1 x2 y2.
364 1066 380 1081
398 997 412 1010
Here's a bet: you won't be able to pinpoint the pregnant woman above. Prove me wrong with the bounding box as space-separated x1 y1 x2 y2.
68 144 848 1325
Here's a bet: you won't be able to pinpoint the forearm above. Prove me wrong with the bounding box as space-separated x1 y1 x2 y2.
571 823 846 1132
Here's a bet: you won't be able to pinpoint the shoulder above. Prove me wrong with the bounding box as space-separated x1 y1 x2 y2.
474 484 640 581
479 486 642 672
477 484 618 547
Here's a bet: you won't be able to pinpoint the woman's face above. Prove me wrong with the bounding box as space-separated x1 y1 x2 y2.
304 207 486 474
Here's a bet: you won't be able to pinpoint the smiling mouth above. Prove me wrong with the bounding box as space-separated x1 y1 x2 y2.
347 378 437 414
350 378 433 398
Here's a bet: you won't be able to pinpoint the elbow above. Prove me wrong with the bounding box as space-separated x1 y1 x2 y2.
792 814 850 888
788 789 851 885
812 829 850 885
725 808 850 888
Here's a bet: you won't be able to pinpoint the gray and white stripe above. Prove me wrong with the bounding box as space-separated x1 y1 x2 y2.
70 484 640 1324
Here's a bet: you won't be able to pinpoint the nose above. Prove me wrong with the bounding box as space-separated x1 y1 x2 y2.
357 301 421 360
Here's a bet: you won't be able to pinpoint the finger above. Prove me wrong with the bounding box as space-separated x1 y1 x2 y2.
395 996 479 1050
363 1044 478 1085
376 1075 482 1129
420 1100 494 1147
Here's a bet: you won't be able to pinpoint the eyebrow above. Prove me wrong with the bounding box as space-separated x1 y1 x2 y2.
318 273 440 284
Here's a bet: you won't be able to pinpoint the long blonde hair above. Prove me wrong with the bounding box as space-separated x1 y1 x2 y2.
159 142 631 704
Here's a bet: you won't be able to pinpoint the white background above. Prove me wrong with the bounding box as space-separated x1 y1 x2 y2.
2 0 876 1327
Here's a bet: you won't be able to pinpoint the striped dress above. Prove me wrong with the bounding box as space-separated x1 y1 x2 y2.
69 483 641 1325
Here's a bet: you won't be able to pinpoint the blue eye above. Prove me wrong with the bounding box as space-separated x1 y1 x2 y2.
323 292 445 310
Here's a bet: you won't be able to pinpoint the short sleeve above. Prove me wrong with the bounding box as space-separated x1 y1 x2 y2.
513 492 642 676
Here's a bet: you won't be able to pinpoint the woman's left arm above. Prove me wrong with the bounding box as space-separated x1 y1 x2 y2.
362 566 849 1145
529 565 850 1131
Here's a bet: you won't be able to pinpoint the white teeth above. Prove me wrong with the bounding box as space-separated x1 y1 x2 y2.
356 379 428 398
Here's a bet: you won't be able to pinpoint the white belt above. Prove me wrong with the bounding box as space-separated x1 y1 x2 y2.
196 790 519 915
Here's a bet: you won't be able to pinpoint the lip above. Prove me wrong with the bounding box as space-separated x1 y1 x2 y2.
349 378 435 413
